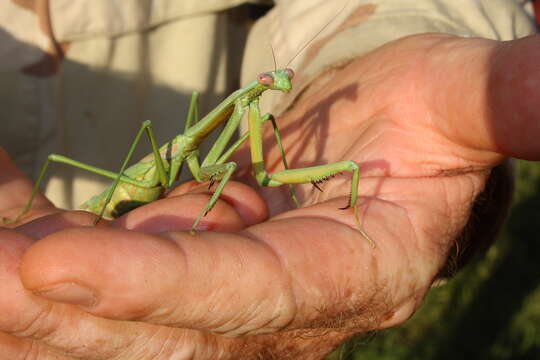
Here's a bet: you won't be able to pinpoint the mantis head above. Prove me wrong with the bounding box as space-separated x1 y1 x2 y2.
257 68 294 93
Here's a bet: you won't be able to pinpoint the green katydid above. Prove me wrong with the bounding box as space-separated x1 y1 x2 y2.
2 67 372 245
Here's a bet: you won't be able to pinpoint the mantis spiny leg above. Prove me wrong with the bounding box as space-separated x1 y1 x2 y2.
214 113 300 207
185 106 301 229
95 120 169 224
247 99 374 247
166 91 201 187
190 162 237 233
1 154 157 225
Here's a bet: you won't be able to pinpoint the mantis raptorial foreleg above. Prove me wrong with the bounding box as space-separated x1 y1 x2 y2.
211 113 300 207
190 161 238 231
183 102 299 227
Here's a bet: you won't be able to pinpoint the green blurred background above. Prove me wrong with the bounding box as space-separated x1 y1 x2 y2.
328 160 540 360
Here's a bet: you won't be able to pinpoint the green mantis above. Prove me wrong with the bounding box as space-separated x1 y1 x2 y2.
2 66 372 245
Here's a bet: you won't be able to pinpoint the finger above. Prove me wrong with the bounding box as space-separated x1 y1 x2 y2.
15 210 102 239
168 180 269 226
0 229 84 357
486 35 540 159
419 35 540 160
0 228 238 359
20 227 295 337
0 332 72 360
18 184 445 337
112 180 268 232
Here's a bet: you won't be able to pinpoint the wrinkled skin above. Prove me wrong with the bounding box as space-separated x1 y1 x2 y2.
1 34 540 359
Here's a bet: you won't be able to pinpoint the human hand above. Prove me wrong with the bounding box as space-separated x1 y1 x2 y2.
0 148 359 359
2 33 540 359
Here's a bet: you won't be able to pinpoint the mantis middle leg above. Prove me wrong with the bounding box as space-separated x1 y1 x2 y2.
247 99 374 246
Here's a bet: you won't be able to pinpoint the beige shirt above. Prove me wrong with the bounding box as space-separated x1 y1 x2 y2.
0 0 536 209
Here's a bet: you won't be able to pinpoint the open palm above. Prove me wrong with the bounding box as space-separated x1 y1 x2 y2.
1 33 537 359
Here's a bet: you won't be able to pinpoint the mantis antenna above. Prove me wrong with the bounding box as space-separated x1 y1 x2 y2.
285 0 352 68
269 44 278 71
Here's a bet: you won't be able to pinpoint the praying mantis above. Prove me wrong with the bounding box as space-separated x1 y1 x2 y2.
2 2 373 246
2 67 372 244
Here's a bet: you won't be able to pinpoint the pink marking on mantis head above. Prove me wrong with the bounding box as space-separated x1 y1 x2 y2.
257 68 294 93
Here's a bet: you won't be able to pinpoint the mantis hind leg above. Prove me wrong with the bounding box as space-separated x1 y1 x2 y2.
94 120 170 224
2 154 57 224
255 160 374 247
1 154 151 224
263 114 300 208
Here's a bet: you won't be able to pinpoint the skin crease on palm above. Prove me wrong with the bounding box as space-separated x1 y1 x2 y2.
0 33 539 359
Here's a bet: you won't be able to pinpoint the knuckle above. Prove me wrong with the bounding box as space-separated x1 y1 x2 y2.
15 338 57 360
116 328 194 360
11 303 58 341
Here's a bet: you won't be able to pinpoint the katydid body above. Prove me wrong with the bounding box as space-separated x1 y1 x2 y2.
3 68 372 245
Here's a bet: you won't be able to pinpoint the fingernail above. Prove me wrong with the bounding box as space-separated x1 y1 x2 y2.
34 283 97 307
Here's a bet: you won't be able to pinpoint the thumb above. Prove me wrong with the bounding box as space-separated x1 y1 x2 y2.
422 35 540 160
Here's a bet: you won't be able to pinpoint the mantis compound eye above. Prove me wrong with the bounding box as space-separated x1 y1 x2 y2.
257 73 274 86
285 68 295 80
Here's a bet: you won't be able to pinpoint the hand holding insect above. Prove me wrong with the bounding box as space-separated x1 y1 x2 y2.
1 33 538 359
